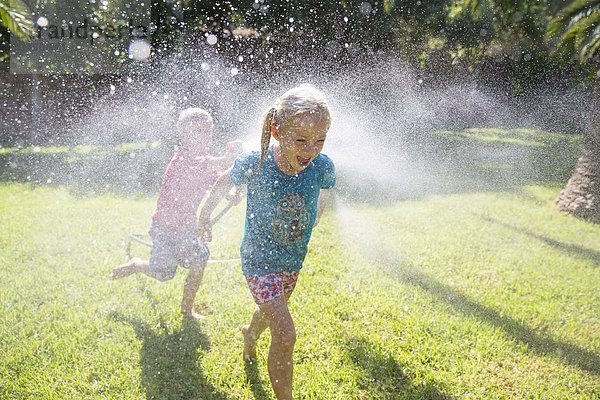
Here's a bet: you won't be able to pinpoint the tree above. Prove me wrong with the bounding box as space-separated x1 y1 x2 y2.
548 0 600 222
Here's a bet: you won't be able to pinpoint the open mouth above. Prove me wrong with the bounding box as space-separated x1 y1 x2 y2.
297 156 312 168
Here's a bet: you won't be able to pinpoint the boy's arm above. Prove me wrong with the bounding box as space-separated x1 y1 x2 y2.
198 169 236 241
315 189 334 227
205 155 235 173
206 140 244 173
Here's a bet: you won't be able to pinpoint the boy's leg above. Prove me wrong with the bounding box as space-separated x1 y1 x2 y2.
111 243 176 281
180 231 210 319
259 297 295 400
181 262 206 319
113 223 176 281
111 258 151 279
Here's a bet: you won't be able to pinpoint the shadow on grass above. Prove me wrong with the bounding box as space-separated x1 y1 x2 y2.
110 312 229 400
482 216 600 267
345 336 452 399
336 202 599 375
378 257 600 375
244 360 270 400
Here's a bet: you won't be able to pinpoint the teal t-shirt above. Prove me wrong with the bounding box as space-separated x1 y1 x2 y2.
230 147 335 277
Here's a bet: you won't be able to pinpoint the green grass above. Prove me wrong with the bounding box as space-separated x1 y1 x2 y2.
436 128 581 147
1 129 599 399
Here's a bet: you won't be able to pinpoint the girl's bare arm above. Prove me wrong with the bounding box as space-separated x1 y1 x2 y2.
198 169 236 241
315 189 333 227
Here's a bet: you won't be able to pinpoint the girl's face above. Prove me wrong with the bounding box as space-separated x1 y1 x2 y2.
273 112 329 175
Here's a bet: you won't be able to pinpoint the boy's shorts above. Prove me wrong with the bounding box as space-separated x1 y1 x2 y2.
148 222 209 281
245 271 299 305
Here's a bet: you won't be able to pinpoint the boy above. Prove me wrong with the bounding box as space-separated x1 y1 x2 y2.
112 108 241 319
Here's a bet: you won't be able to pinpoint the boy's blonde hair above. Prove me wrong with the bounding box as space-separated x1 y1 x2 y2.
259 84 331 170
177 108 213 130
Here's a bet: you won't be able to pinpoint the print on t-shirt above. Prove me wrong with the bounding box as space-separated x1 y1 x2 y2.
272 193 309 245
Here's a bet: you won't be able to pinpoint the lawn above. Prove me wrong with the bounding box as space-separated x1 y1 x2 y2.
0 129 598 399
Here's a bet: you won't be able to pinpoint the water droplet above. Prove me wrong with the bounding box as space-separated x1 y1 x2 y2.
206 34 218 46
360 2 372 15
129 39 151 60
37 17 48 27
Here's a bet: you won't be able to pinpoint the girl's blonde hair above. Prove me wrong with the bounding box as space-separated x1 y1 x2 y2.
258 84 331 170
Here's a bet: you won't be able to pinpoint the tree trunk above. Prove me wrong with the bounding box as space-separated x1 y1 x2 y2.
555 89 600 223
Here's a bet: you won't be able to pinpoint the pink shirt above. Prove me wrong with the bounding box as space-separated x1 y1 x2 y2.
152 148 219 231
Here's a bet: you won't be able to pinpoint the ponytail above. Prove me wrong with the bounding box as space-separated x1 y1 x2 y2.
258 108 276 172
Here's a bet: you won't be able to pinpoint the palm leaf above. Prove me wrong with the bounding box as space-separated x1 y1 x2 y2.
547 0 600 62
581 23 600 60
548 0 600 38
0 0 35 40
462 0 493 20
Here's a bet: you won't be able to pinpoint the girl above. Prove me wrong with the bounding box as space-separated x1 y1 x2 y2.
198 84 335 400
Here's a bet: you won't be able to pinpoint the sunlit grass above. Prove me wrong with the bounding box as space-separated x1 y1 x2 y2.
436 128 582 147
1 181 598 399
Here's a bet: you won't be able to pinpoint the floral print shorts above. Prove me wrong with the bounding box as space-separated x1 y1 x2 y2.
245 271 299 304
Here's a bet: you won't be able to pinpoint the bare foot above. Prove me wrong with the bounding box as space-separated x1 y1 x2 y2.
242 324 257 362
111 258 142 280
182 309 207 320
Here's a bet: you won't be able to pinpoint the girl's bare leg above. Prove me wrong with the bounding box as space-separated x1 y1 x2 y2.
258 297 295 400
181 263 206 319
111 258 150 279
242 293 292 361
242 306 269 361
